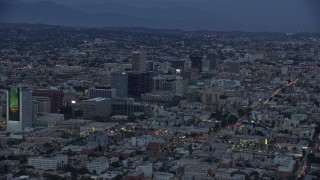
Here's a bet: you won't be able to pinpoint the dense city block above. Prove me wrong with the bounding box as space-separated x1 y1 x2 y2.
0 24 320 180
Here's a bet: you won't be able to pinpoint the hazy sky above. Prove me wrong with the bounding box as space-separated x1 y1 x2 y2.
16 0 320 7
18 0 319 19
17 0 320 16
4 0 319 32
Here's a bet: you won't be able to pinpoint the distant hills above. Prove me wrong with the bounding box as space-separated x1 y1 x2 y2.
0 0 319 32
0 1 148 27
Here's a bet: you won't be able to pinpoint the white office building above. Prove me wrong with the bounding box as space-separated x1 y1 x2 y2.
154 172 174 180
132 51 147 72
137 162 153 177
86 157 109 174
131 137 147 147
28 155 68 170
6 86 32 132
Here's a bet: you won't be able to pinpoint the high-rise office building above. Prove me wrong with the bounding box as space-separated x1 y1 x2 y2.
128 72 151 99
111 72 128 97
153 75 176 92
146 61 154 72
32 89 64 113
132 51 147 72
0 90 6 122
6 86 32 132
207 53 218 70
190 53 203 73
202 57 210 72
175 77 189 97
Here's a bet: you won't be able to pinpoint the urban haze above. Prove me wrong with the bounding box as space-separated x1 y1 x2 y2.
0 0 320 180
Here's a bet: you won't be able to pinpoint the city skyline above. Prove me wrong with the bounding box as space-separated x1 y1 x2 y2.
0 0 320 179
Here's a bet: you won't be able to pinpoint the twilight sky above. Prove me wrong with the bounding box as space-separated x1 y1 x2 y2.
17 0 320 19
3 0 320 32
17 0 320 6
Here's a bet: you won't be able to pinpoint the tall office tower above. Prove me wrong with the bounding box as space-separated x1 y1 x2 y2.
0 90 6 122
207 53 218 70
111 72 128 97
153 75 166 92
175 77 189 97
146 61 154 72
132 51 147 72
228 61 240 74
32 89 64 113
128 72 151 99
153 75 176 92
6 86 32 132
202 56 210 72
190 53 203 73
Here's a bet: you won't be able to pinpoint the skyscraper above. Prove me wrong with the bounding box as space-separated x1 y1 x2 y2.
175 77 189 97
152 75 176 92
6 86 32 132
190 53 203 73
128 72 151 99
207 53 218 70
111 72 128 97
132 51 147 72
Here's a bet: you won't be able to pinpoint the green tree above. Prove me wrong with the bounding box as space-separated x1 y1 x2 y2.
78 167 91 174
93 116 104 122
307 153 316 163
227 115 238 125
74 109 83 117
221 120 227 128
138 114 145 120
43 173 64 180
220 95 229 99
111 162 121 168
60 104 73 119
255 130 264 136
237 109 246 117
211 109 223 120
127 114 137 122
190 132 198 137
271 120 275 128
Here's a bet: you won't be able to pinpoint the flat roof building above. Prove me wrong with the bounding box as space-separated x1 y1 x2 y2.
28 155 68 170
83 97 111 119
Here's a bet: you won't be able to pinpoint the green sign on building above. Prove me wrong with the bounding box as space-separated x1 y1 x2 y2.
9 87 19 121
